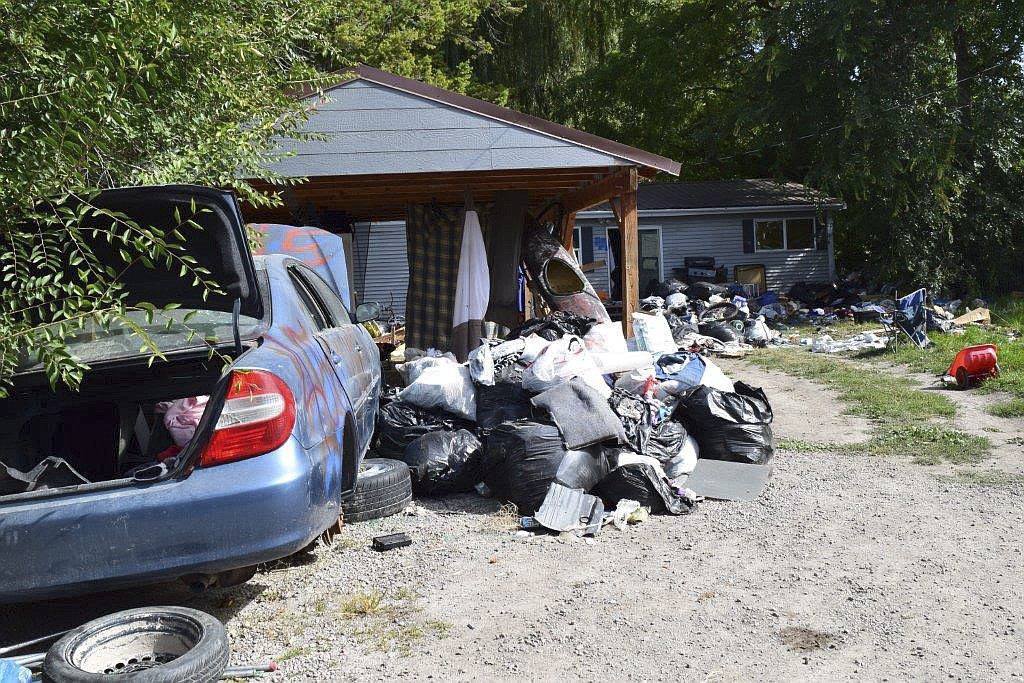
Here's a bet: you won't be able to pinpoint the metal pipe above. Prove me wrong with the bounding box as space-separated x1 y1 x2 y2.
221 662 278 679
9 652 45 667
0 630 69 656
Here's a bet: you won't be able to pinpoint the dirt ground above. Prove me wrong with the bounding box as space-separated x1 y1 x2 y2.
3 358 1023 681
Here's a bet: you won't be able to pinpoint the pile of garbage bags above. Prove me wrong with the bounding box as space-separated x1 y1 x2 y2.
375 307 775 537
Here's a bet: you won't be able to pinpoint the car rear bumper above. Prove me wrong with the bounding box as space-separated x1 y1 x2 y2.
0 440 338 602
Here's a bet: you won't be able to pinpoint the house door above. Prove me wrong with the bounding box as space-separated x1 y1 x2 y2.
607 227 663 300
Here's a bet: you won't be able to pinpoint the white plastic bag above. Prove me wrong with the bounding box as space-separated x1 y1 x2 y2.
584 321 628 355
699 356 735 393
399 363 477 420
614 366 657 395
519 334 551 364
400 353 458 385
665 435 699 480
591 351 652 375
522 335 609 397
631 312 676 354
467 342 496 386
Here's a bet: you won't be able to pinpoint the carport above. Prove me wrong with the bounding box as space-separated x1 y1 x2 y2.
244 66 680 340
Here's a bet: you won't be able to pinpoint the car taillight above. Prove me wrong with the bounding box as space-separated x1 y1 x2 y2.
199 369 296 467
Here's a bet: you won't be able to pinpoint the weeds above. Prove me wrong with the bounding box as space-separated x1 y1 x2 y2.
776 438 843 452
276 646 307 662
479 502 520 532
987 398 1024 418
751 349 989 464
340 590 387 617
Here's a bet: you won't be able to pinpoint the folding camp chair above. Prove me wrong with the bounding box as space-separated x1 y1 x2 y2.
880 288 931 350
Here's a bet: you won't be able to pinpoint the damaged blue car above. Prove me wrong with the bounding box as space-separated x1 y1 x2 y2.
0 185 404 602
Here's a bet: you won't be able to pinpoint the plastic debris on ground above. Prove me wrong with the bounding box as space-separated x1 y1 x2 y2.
604 499 648 530
811 332 886 353
533 482 605 536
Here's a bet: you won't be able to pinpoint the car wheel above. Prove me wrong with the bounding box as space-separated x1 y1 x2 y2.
343 458 412 523
43 607 228 682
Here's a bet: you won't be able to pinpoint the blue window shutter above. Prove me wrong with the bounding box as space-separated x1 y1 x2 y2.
742 219 755 253
581 225 594 263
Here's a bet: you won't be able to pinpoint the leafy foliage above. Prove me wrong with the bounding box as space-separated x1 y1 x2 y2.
0 0 513 395
478 0 1024 297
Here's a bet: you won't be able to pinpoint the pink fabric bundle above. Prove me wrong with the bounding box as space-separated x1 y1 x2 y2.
157 396 210 447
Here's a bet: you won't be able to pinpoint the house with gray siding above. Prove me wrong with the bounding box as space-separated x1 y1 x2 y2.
576 179 844 298
347 179 842 313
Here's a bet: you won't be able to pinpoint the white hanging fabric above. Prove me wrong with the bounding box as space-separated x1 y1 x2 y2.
451 207 490 361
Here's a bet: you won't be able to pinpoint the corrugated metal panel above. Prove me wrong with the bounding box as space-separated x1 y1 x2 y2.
352 221 409 315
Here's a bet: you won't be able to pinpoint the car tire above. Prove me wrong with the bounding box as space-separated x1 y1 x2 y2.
43 606 228 682
343 458 412 523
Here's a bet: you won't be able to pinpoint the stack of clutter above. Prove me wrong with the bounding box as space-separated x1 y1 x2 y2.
375 307 775 539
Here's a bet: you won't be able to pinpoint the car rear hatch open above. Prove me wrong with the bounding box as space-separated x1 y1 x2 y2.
1 186 264 502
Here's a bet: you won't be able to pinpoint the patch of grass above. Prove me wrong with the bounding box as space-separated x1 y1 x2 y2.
854 304 1024 399
776 438 843 452
749 349 988 465
987 397 1024 418
751 348 955 421
340 590 387 617
940 469 1024 487
866 424 990 465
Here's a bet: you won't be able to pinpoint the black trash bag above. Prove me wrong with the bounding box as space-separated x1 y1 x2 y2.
402 429 483 496
698 321 740 343
476 381 534 431
508 311 596 341
482 420 606 515
686 281 728 301
645 419 686 464
375 400 474 459
665 313 698 342
593 461 696 515
655 278 689 299
675 381 774 464
608 389 661 455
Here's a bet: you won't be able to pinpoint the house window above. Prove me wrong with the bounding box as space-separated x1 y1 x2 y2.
755 217 816 251
572 226 582 264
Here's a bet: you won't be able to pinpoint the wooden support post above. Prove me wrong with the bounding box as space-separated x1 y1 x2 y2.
560 211 577 257
617 169 639 337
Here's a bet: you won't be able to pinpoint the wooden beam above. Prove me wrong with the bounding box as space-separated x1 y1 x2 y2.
559 168 638 214
617 168 639 337
559 211 577 254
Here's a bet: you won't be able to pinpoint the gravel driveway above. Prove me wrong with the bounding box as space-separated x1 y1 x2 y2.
3 361 1022 680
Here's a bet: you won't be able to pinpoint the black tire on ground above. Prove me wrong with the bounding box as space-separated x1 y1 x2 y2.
43 606 228 683
343 458 412 523
699 302 740 322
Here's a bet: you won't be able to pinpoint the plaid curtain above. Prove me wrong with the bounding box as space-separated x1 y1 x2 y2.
405 203 491 352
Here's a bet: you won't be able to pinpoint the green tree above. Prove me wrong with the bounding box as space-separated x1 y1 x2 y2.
488 0 1024 294
0 0 512 395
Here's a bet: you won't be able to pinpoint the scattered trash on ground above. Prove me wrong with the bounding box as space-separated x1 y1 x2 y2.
943 344 1000 389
